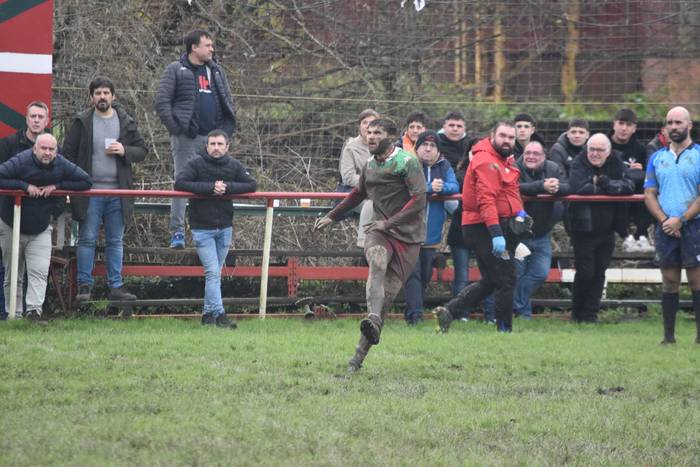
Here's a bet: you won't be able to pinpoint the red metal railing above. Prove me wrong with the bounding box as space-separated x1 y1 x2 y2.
0 188 647 319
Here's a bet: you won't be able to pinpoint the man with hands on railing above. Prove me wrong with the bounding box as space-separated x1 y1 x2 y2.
314 118 426 372
174 129 257 330
644 106 700 345
566 133 635 324
0 134 91 320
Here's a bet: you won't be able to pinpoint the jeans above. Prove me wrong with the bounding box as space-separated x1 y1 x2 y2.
0 221 51 316
170 134 205 233
571 231 615 323
77 196 125 289
513 233 552 318
450 245 469 296
404 248 437 322
193 227 232 317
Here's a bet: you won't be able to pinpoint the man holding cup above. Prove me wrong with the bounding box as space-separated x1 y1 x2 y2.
63 76 147 302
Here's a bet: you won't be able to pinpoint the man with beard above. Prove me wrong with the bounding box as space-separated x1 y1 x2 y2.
644 106 700 344
434 121 526 333
314 119 426 371
549 118 590 176
63 76 147 303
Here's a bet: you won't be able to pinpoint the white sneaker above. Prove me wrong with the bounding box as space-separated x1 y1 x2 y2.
622 234 638 252
637 236 654 252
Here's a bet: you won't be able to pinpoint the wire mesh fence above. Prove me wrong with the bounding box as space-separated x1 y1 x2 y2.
49 0 700 251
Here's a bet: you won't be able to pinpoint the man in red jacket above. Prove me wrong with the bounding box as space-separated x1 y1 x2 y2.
434 121 526 333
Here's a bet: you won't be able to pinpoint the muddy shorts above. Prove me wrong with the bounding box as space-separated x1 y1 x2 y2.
655 218 700 268
364 230 421 284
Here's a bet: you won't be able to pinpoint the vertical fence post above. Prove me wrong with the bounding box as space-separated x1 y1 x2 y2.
258 197 275 318
8 195 21 319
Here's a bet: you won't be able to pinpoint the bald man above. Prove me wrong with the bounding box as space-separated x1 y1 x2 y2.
567 133 635 323
644 106 700 344
0 134 91 320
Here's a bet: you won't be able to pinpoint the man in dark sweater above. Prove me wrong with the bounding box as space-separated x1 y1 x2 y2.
156 29 237 249
609 108 654 252
515 141 569 318
63 76 148 303
0 134 91 320
567 133 635 323
174 129 256 329
314 119 426 372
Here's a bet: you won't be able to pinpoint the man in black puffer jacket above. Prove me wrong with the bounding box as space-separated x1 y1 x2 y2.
174 130 256 329
566 133 635 323
156 29 237 249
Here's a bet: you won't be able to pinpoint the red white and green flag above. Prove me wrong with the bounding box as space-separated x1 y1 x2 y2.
0 0 53 138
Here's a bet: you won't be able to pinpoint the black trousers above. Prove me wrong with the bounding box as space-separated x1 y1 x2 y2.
571 231 615 322
629 202 654 239
446 223 517 327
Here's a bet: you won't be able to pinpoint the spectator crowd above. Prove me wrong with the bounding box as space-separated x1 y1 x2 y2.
1 29 699 371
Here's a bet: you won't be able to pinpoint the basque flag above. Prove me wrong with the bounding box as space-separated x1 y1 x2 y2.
0 0 53 138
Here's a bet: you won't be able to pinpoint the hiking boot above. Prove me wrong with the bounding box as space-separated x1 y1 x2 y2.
433 306 453 333
170 231 185 249
25 309 41 322
201 313 216 326
215 314 238 329
75 284 92 302
360 317 381 345
109 287 136 301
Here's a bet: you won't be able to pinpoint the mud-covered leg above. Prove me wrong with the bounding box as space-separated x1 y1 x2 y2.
360 244 390 345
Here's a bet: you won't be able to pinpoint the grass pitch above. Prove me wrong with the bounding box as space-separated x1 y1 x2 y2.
1 314 699 466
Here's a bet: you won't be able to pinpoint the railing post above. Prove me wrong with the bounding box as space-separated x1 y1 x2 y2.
258 197 275 318
8 195 21 319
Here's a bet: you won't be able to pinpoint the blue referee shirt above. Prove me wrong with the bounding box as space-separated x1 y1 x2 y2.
644 143 700 218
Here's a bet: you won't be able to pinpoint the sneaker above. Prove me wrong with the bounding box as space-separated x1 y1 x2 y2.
622 234 638 252
637 236 654 252
215 314 237 329
201 314 216 326
109 287 136 301
25 309 41 322
433 306 453 333
360 317 381 345
75 284 92 302
485 318 497 325
170 231 185 249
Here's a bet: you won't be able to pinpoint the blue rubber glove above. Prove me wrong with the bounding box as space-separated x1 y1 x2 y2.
491 236 506 257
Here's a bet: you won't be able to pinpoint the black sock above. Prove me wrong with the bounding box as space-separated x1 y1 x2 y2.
662 292 679 342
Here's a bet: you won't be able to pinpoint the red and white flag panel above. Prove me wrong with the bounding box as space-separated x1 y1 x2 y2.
0 0 53 137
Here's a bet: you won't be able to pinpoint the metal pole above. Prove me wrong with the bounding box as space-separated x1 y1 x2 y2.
258 198 275 319
8 195 21 319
